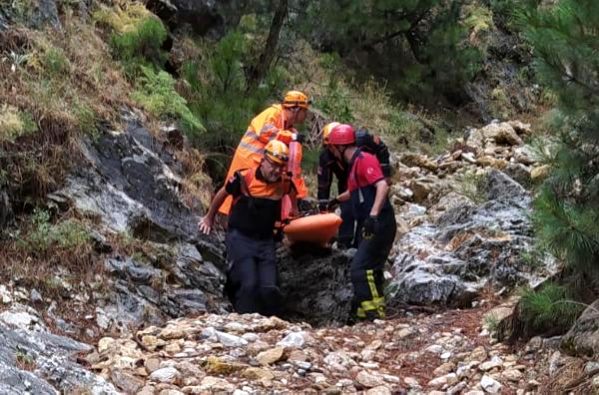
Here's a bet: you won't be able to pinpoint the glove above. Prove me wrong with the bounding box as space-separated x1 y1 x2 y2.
294 133 305 143
326 197 340 212
362 215 379 239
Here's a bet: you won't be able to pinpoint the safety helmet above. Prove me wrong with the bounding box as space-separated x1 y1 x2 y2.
328 124 356 145
322 122 340 145
282 90 311 109
264 140 289 165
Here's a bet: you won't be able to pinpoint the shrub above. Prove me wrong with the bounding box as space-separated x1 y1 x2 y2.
19 209 91 253
457 170 487 204
110 16 167 71
181 31 284 180
519 283 584 335
0 105 37 142
41 46 70 76
132 66 204 138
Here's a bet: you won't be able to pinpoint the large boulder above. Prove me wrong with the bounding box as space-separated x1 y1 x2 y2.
387 169 554 308
50 115 206 243
278 247 353 326
561 299 599 357
0 305 118 394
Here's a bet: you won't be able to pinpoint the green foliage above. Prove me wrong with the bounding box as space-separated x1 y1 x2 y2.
72 101 98 137
483 313 500 335
457 170 487 204
19 209 90 253
519 283 584 335
110 17 167 74
41 47 70 77
132 66 204 138
521 0 599 273
0 105 37 142
520 244 549 270
181 30 284 179
299 0 482 104
464 4 494 36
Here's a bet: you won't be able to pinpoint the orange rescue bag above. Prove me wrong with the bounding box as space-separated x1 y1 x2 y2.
283 213 342 246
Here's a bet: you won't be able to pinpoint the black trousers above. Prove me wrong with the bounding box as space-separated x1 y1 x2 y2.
351 212 396 320
225 229 281 316
338 200 359 248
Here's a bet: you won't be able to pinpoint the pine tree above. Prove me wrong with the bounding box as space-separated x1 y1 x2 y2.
522 0 599 276
295 0 481 104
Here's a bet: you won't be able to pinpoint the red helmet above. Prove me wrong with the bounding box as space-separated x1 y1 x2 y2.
328 124 355 145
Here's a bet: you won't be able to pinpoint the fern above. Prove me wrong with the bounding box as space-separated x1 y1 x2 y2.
132 66 205 138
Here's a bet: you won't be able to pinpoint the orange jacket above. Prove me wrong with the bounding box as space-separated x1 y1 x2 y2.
219 105 308 215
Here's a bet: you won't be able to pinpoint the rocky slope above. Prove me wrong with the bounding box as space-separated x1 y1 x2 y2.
2 115 585 393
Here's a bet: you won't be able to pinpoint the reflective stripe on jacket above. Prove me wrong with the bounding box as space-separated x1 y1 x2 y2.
219 105 287 215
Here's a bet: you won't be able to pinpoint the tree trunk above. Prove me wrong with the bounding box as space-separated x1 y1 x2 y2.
246 0 288 92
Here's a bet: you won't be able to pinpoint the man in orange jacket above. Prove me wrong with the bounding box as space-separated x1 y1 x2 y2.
200 140 295 315
218 90 310 215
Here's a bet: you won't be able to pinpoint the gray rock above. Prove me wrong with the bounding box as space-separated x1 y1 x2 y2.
49 121 209 244
145 0 245 37
388 170 552 307
562 299 599 357
0 320 117 394
480 374 502 393
149 367 180 383
215 330 248 348
277 332 306 349
278 248 352 326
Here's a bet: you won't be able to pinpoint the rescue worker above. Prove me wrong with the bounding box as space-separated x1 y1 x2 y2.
199 140 295 316
319 123 392 248
326 124 396 321
219 90 310 216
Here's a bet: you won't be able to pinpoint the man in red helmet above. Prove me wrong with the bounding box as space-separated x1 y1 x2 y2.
319 122 392 249
326 124 396 321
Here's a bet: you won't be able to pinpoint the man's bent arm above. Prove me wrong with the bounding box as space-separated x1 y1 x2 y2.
370 179 389 217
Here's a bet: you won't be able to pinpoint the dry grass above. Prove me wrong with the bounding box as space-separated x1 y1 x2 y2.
174 146 213 210
540 358 587 394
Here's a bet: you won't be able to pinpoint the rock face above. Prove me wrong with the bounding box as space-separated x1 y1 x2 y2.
51 117 204 243
0 305 118 394
385 120 555 308
278 248 352 326
145 0 245 37
561 299 599 357
388 169 539 307
49 115 234 330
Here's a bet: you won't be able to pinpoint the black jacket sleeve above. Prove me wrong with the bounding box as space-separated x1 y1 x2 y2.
318 149 334 209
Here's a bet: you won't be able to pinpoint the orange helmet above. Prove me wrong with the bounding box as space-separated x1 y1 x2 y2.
328 124 355 145
264 140 289 165
282 90 311 109
322 122 340 145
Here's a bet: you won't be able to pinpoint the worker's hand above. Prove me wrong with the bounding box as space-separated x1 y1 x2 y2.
326 197 340 212
362 215 379 239
198 215 213 235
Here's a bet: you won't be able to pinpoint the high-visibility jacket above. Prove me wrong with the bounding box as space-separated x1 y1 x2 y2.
287 140 307 199
219 104 308 215
227 167 292 239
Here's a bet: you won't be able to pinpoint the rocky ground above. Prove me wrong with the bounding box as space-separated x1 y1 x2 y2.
87 303 584 394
